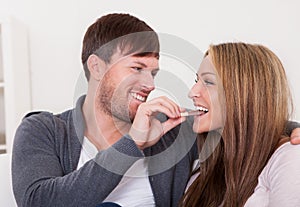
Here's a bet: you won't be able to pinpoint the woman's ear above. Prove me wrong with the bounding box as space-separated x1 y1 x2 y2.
87 54 106 81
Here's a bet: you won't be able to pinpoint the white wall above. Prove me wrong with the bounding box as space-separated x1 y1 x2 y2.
0 0 299 120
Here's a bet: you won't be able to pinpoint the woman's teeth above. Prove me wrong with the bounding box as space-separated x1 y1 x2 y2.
180 110 202 117
196 106 209 113
180 106 209 117
131 93 146 102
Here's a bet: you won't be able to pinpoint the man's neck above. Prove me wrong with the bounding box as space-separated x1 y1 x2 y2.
82 96 131 150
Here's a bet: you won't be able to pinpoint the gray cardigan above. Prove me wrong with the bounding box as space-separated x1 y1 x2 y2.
12 96 198 207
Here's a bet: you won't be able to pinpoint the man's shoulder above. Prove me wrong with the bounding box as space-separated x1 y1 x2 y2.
24 111 46 118
15 108 78 147
18 109 74 134
21 111 54 125
23 108 73 122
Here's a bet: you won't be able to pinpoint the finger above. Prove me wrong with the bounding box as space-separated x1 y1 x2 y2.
180 107 187 112
151 96 181 115
143 103 180 119
147 96 181 117
161 116 186 134
290 128 300 145
132 102 178 133
291 135 300 145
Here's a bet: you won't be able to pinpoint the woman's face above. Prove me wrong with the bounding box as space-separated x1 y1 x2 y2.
188 55 225 133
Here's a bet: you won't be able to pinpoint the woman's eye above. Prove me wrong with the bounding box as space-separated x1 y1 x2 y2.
204 80 215 85
194 73 199 83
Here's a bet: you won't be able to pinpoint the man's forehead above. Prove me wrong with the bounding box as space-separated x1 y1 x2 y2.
130 55 158 61
111 52 159 65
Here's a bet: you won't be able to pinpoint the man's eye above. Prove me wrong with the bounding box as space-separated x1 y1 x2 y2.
132 67 142 71
151 70 159 77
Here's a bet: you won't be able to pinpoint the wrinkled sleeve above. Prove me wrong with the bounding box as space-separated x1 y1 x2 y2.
12 114 143 207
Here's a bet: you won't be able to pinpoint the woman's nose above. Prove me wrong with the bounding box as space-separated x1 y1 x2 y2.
188 82 202 99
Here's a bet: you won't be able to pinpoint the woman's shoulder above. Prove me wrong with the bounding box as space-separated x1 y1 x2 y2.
247 142 300 206
263 142 300 182
270 142 300 164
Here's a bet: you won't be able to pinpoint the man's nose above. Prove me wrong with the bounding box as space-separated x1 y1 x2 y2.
141 73 155 91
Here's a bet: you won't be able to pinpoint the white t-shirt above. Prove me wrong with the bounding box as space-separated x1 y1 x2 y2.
77 137 155 207
187 142 300 206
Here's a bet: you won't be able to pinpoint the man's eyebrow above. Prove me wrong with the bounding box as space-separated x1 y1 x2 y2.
133 61 147 67
133 61 159 70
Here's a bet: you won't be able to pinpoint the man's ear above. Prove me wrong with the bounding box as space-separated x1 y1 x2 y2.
87 54 106 81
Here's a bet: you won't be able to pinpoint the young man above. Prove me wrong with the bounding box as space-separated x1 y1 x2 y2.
12 13 300 207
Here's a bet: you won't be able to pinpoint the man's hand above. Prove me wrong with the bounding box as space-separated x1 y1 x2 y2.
129 96 186 149
291 128 300 144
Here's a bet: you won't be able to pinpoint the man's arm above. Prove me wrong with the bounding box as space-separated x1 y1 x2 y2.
12 114 143 207
286 121 300 144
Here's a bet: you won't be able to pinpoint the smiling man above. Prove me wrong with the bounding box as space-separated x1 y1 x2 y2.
12 13 193 207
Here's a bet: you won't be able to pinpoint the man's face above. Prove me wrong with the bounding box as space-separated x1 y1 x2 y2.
96 52 159 123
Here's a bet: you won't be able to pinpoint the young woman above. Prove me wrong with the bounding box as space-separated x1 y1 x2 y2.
181 42 300 206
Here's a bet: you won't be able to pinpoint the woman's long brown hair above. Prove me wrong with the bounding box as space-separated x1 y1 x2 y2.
181 43 293 206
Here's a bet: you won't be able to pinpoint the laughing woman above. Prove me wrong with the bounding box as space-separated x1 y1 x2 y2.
181 42 300 206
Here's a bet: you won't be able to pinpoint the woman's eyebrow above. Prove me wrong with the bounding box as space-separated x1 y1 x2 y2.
201 72 216 76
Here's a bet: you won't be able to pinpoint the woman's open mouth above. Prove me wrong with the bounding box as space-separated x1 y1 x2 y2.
181 106 209 117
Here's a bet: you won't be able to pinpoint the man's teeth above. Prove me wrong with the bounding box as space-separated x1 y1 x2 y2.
131 93 146 102
196 106 209 112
